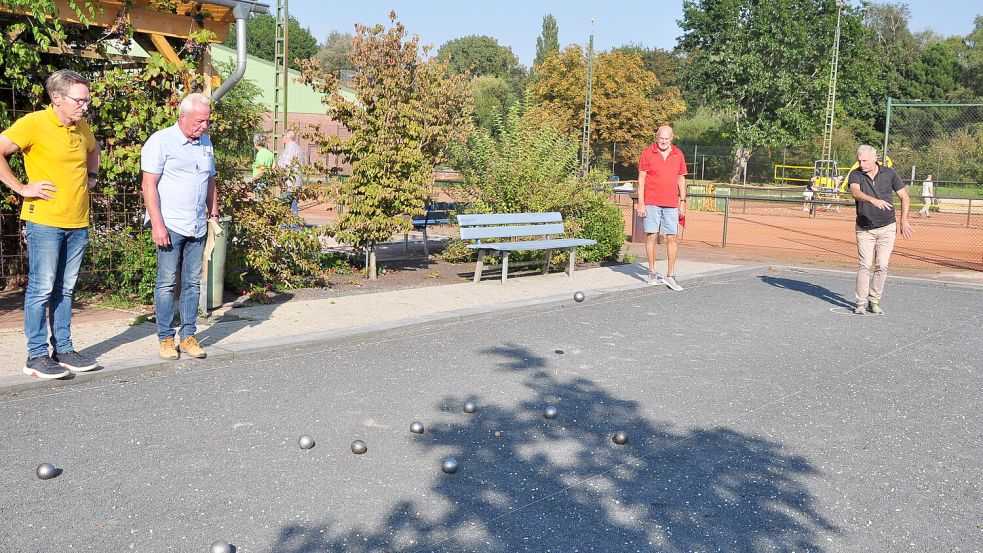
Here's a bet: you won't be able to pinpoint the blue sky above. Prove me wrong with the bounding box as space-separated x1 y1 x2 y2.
288 0 980 67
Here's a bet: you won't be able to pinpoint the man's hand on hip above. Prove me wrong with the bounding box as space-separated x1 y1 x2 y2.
20 180 57 200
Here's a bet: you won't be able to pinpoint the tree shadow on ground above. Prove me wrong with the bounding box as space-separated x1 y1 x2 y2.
759 275 855 308
271 344 836 552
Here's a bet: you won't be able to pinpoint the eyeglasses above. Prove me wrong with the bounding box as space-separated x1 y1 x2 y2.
63 94 92 107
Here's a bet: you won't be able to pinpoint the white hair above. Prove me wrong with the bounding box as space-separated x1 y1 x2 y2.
857 144 877 157
178 93 211 116
283 129 296 140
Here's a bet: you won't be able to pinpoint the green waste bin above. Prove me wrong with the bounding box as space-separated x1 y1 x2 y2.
205 216 231 310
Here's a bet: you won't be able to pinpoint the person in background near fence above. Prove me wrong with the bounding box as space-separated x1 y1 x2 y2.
141 93 218 360
251 132 275 199
918 174 934 218
277 129 305 216
847 144 913 315
636 125 687 291
803 176 818 213
0 69 100 379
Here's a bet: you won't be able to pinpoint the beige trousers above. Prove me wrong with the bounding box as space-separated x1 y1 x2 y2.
855 222 897 304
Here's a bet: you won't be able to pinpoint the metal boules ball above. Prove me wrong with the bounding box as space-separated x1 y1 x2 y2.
410 421 425 434
554 349 564 355
574 291 585 302
351 440 368 455
441 457 459 474
36 462 58 480
612 431 629 445
298 435 315 450
463 401 477 414
210 539 232 553
543 406 558 420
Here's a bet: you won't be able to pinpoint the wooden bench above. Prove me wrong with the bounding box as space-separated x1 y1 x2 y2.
458 212 597 283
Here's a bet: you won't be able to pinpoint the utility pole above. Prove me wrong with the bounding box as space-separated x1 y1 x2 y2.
821 0 843 164
272 0 289 151
579 16 595 180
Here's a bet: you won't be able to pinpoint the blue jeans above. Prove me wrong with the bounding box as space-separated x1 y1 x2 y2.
155 229 205 341
24 222 89 358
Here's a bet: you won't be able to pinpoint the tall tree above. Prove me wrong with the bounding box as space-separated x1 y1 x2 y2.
964 16 983 95
299 13 473 279
472 75 518 133
222 13 319 70
678 0 842 182
436 35 521 79
534 14 560 66
527 46 685 169
315 30 355 78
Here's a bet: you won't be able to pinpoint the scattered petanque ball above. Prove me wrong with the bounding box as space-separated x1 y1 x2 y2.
210 539 232 553
463 401 477 414
574 291 585 302
612 431 629 445
298 435 315 450
35 463 57 480
441 457 459 474
544 406 558 420
351 440 368 455
493 430 502 437
410 421 425 434
554 349 564 355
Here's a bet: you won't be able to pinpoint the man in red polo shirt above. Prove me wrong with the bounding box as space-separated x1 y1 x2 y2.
636 125 687 290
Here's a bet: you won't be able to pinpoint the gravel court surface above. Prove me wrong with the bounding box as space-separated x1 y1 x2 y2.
0 268 980 552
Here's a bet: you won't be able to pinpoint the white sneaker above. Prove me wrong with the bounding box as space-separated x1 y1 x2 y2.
646 272 663 285
663 275 684 291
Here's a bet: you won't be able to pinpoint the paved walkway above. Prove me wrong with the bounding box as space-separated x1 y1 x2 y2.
0 259 741 392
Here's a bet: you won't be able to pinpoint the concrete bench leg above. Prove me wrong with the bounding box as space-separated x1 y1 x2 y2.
542 249 553 274
473 249 485 283
501 252 509 283
567 248 576 277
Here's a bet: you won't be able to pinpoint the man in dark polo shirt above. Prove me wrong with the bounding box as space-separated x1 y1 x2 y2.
847 144 913 315
636 125 687 291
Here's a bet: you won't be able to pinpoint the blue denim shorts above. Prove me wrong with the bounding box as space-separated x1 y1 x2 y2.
643 205 679 235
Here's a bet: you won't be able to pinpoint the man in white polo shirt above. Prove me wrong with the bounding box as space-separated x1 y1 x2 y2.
141 93 219 360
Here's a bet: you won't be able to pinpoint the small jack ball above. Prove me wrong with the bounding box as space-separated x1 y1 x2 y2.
210 539 232 553
574 291 585 302
612 431 629 445
463 401 477 414
35 463 57 480
543 406 558 420
351 440 368 454
410 421 425 434
441 457 459 474
298 435 315 449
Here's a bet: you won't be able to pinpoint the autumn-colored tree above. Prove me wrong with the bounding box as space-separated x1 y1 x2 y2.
299 13 473 279
527 46 685 169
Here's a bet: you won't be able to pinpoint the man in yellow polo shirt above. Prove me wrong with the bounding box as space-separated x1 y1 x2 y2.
0 69 101 379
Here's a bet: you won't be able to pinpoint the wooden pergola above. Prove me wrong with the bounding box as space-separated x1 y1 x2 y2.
2 1 252 92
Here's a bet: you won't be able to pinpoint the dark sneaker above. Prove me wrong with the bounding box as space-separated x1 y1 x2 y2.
23 355 70 380
663 275 684 291
868 301 884 315
53 350 98 372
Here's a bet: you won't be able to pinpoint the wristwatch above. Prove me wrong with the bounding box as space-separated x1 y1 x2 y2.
87 172 98 179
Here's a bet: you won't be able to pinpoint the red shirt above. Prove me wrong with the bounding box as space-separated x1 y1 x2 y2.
638 144 687 207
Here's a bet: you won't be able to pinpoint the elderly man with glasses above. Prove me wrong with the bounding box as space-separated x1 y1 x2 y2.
0 69 101 379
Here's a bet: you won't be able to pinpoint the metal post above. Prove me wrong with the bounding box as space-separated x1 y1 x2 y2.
722 197 730 247
968 198 973 228
882 97 893 160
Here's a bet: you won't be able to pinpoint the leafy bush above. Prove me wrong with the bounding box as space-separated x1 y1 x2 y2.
449 100 625 264
85 228 157 304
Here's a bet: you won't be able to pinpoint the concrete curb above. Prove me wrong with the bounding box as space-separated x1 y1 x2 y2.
0 265 766 397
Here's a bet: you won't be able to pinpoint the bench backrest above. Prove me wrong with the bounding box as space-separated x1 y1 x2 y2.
458 212 565 241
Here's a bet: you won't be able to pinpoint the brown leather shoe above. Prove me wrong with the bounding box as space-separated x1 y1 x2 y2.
179 335 206 359
159 338 179 360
